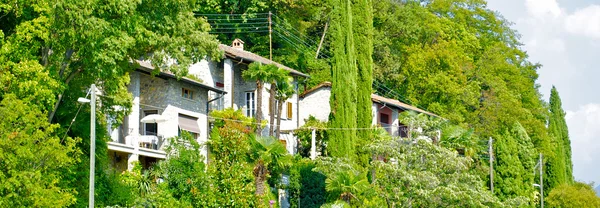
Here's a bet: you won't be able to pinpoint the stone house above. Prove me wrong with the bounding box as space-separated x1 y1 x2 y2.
108 62 226 172
108 39 308 171
299 82 438 138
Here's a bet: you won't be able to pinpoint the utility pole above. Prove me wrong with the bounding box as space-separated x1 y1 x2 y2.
540 153 544 208
315 18 330 58
489 137 494 194
268 11 272 60
310 128 316 160
89 84 96 208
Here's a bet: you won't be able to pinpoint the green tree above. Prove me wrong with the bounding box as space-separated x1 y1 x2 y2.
546 182 600 208
325 170 370 205
352 0 374 165
268 67 290 137
369 138 504 207
248 135 292 196
243 62 277 135
275 76 295 138
0 95 79 207
329 0 358 159
546 86 573 192
208 108 259 206
493 123 536 204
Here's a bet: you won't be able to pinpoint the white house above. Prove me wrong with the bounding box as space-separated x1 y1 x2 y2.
188 39 309 154
299 82 439 138
108 39 309 171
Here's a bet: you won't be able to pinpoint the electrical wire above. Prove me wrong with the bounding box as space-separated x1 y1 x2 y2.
61 90 91 142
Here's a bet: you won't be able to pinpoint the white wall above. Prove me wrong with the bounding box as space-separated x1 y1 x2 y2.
299 87 332 126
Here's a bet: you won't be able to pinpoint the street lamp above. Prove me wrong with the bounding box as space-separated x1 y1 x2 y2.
78 84 96 208
533 153 544 208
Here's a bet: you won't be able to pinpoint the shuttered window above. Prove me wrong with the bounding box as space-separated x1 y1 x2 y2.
286 102 293 119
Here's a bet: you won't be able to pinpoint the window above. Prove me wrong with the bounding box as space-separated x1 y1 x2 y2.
245 91 255 117
379 113 390 124
182 88 194 99
143 110 158 136
399 124 409 138
286 102 293 119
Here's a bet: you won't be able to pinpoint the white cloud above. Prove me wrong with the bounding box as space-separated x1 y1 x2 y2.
565 103 600 184
525 0 562 19
565 5 600 39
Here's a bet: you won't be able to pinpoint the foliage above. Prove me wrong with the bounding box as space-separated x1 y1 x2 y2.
288 158 327 208
325 170 370 205
0 95 79 207
275 76 295 138
546 182 600 208
546 86 573 192
248 135 292 195
352 0 374 166
208 109 260 206
294 116 328 158
368 138 504 207
493 122 536 204
242 62 276 134
328 0 358 160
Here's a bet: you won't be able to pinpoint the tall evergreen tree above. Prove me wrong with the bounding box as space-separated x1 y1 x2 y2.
352 0 374 166
546 86 573 191
494 122 536 203
329 0 358 159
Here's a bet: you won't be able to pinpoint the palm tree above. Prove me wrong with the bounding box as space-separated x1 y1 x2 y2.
267 67 290 136
243 63 276 135
325 170 370 205
248 135 291 196
275 76 295 139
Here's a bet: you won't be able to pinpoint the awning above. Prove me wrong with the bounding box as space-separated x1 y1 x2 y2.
178 114 201 133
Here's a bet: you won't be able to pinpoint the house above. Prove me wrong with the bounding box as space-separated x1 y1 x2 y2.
107 62 226 172
187 39 309 154
108 39 308 171
299 82 438 138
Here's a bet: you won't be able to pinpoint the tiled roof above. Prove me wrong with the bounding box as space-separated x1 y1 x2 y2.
135 60 227 94
300 82 438 117
371 94 438 117
219 44 309 78
299 82 332 98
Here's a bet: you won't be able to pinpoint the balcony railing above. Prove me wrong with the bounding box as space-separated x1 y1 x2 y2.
139 135 164 151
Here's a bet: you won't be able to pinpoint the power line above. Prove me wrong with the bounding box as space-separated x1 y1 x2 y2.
209 30 270 34
206 18 269 21
194 13 270 16
208 22 269 26
211 26 269 30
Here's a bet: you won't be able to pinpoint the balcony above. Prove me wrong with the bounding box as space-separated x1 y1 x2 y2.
139 134 164 151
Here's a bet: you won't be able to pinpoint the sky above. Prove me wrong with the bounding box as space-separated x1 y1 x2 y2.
485 0 600 185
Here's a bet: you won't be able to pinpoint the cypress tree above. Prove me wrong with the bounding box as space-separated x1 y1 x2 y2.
546 86 573 191
329 0 358 159
352 0 374 166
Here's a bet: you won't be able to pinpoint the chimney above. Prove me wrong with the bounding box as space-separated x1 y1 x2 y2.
232 38 244 51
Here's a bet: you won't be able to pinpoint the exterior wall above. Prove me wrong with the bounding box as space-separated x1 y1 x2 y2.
112 71 211 169
299 87 332 126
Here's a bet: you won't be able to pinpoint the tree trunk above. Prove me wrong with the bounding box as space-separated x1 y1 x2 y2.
254 162 267 196
48 69 81 123
269 82 276 136
255 80 263 135
276 100 284 139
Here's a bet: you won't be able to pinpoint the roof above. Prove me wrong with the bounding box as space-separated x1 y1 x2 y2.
219 44 309 78
299 82 332 98
135 60 227 94
371 94 438 117
300 82 438 117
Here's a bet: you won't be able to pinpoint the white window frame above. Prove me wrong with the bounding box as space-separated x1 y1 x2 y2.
245 91 256 117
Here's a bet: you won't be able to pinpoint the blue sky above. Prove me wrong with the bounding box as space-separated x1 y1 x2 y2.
486 0 600 185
